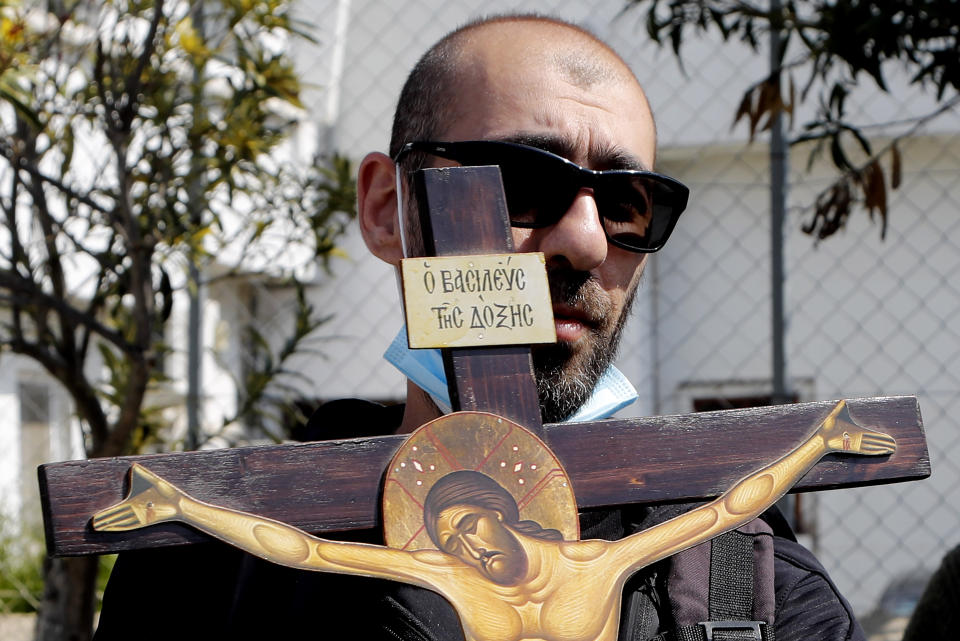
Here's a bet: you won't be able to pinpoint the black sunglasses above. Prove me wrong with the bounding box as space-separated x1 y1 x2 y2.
395 140 689 253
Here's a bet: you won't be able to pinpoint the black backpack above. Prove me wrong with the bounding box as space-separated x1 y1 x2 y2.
620 509 784 641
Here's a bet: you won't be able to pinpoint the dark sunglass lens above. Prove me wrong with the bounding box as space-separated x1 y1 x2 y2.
596 176 657 249
500 164 540 225
501 147 573 228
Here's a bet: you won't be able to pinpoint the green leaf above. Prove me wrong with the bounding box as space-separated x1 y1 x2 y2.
0 84 42 131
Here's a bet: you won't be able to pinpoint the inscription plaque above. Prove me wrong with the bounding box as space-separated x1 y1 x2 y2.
401 252 555 349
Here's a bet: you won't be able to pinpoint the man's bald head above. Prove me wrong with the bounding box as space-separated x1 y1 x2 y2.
389 14 652 163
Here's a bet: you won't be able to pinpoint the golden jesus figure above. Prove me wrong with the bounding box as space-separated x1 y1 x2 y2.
93 401 895 641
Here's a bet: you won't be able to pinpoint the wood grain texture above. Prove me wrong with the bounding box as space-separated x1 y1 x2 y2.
414 167 542 432
40 396 928 557
444 347 541 430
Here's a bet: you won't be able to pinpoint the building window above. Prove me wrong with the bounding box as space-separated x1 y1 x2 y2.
692 393 799 412
19 382 51 529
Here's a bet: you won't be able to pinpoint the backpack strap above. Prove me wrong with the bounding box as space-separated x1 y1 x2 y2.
660 518 776 641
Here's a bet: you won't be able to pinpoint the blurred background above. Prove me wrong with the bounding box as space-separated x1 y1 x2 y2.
0 1 956 639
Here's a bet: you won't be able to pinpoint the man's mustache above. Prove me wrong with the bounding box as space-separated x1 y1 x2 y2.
547 266 609 327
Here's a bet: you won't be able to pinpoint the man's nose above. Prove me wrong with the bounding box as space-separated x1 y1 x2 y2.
535 190 608 272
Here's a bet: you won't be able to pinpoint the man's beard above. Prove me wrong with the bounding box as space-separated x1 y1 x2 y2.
532 266 638 424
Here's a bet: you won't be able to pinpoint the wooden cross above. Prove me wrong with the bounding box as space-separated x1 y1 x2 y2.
39 167 930 557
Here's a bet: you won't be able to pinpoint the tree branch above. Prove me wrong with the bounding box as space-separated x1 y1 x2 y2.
0 271 139 353
0 138 115 217
117 0 164 130
0 152 32 280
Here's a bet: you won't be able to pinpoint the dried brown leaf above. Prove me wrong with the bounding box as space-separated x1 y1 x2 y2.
732 88 754 132
805 179 854 241
757 81 777 126
890 143 902 190
861 161 887 223
787 75 795 129
748 86 765 141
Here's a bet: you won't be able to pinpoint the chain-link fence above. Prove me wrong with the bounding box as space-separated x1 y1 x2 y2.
1 1 957 637
287 0 960 631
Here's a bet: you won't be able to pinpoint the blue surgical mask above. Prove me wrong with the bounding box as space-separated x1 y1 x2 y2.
384 326 638 422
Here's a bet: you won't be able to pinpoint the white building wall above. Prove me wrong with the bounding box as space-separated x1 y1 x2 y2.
0 354 81 536
0 355 22 528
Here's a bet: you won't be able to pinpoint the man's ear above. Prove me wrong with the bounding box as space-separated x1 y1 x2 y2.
357 151 404 266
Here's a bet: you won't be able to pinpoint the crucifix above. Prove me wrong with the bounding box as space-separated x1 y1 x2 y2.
39 167 929 640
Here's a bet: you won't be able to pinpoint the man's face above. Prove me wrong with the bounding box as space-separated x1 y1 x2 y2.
434 31 656 422
435 504 528 585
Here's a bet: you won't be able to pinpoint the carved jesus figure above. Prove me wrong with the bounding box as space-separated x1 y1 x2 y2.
93 401 895 641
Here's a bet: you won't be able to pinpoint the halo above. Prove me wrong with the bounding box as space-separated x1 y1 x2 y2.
383 412 579 550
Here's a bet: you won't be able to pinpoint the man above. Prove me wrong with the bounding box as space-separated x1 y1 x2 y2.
95 14 865 641
358 15 658 431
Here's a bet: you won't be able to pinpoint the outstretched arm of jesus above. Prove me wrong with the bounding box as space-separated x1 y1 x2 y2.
92 465 455 590
608 400 896 575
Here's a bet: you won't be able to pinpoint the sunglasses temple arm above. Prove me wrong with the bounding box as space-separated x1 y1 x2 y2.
395 165 410 258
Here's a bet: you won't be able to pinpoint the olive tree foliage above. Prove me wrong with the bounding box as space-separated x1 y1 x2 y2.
0 0 355 462
627 0 960 241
